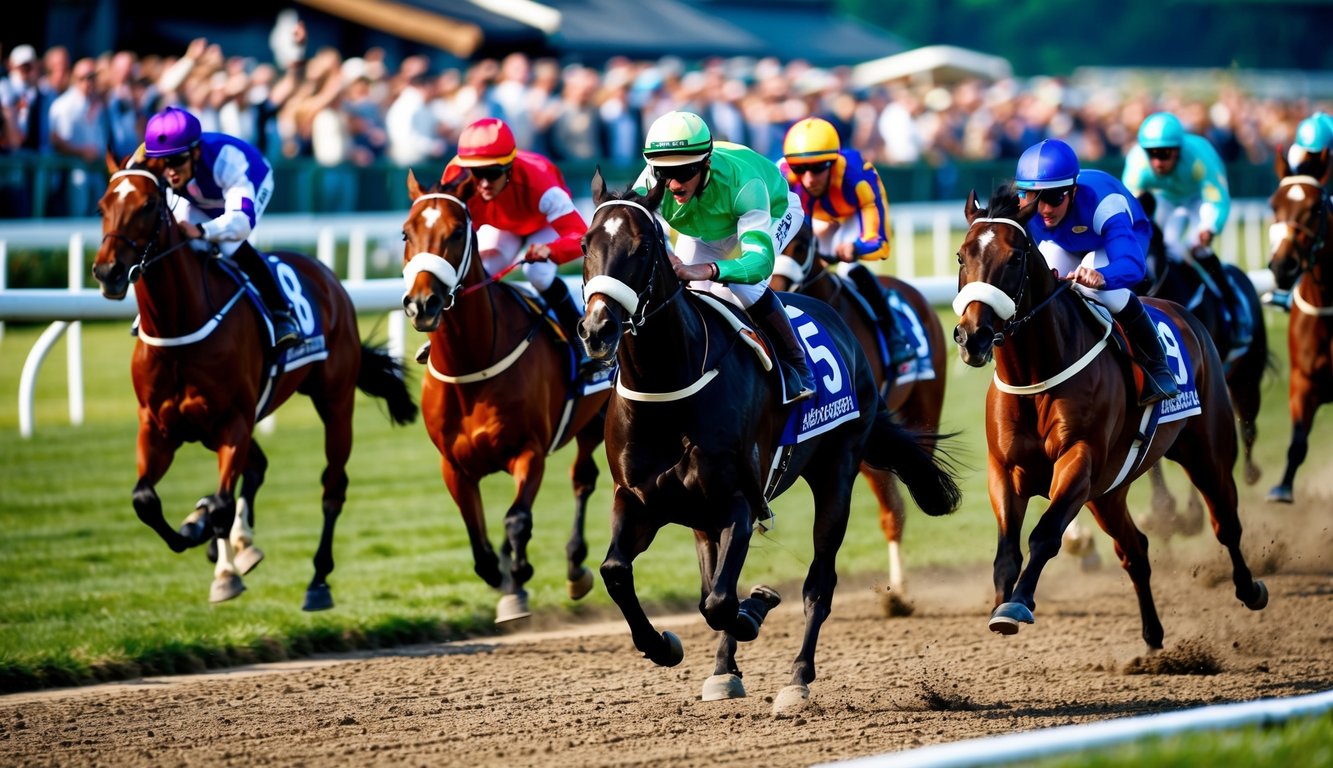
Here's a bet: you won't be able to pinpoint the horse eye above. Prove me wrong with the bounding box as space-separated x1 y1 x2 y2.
956 252 963 265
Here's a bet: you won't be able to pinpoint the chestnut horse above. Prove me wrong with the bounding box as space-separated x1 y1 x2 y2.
1265 154 1333 503
400 170 609 623
93 155 417 610
773 221 947 615
1134 191 1269 536
952 186 1267 649
579 171 961 715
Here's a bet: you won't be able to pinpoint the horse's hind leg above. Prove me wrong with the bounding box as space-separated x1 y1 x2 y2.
228 442 268 576
305 395 354 612
862 465 913 616
565 421 602 600
1086 492 1164 649
601 488 680 666
1141 462 1181 538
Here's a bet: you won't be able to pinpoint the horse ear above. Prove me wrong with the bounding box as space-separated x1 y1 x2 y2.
1276 145 1292 179
407 168 424 200
440 165 474 202
591 166 607 204
963 190 981 223
106 147 121 175
645 175 666 212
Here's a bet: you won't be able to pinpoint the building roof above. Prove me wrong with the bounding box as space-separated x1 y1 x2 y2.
852 45 1014 88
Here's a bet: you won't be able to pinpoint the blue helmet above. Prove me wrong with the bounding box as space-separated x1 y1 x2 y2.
144 106 201 157
1015 139 1079 190
1138 112 1184 150
1294 113 1333 153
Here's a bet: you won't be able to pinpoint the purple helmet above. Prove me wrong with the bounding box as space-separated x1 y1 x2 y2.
144 106 201 157
1015 139 1080 190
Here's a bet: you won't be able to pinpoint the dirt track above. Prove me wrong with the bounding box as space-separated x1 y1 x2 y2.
3 493 1331 768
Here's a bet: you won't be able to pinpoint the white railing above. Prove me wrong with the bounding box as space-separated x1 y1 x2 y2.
0 199 1278 437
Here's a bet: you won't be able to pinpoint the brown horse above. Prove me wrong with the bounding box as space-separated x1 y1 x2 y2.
93 154 417 610
952 186 1267 649
1265 153 1333 503
579 172 961 715
773 221 947 615
400 170 609 623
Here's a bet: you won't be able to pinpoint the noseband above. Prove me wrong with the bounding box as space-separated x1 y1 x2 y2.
953 216 1069 346
402 192 476 311
583 198 681 335
101 169 193 282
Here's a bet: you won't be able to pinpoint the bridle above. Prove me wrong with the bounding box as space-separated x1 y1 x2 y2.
583 198 683 336
401 192 477 312
952 215 1069 346
101 169 194 282
1271 175 1331 277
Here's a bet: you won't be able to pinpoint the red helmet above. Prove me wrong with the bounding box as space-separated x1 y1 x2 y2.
455 118 517 167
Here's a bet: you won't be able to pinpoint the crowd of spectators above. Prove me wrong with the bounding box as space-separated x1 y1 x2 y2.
1 15 1328 218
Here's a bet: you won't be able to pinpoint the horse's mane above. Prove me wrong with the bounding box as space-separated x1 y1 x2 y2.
984 183 1023 219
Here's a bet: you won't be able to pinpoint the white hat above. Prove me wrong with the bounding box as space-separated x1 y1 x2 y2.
9 44 36 68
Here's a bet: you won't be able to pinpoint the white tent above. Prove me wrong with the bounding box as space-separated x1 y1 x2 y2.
852 45 1013 88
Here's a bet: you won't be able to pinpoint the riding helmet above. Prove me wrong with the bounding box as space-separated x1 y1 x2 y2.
643 111 713 166
143 106 202 157
783 117 841 164
1014 139 1080 190
1137 112 1184 150
455 118 518 167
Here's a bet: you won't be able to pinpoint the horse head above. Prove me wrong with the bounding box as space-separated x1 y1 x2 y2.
772 217 820 292
953 185 1046 366
401 168 478 332
94 150 177 300
1268 151 1330 291
579 168 669 364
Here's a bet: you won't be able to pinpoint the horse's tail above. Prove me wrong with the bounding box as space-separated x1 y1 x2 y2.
862 408 962 517
357 343 419 426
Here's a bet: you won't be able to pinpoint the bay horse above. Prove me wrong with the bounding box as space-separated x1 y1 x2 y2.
773 221 947 615
578 170 961 716
1265 153 1333 503
1134 191 1268 536
400 170 609 623
93 153 418 610
952 185 1267 649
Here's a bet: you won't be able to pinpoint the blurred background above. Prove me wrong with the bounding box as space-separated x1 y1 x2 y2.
3 0 1330 223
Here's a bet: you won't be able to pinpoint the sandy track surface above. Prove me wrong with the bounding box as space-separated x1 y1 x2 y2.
3 498 1331 768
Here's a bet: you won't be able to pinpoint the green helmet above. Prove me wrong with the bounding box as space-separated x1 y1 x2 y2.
1138 112 1184 150
643 111 713 166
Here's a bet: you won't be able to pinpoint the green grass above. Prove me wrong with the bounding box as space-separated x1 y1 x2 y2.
0 304 1309 693
1023 712 1333 767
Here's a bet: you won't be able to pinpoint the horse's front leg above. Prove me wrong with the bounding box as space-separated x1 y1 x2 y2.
201 422 254 603
601 487 678 666
988 454 1030 624
703 492 770 640
131 419 194 552
1269 374 1319 503
442 461 501 588
495 450 544 623
565 422 602 600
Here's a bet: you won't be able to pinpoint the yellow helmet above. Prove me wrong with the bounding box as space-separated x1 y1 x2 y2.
783 117 841 164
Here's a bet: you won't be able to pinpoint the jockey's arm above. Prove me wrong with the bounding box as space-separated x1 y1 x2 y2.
1095 207 1148 291
536 186 587 265
849 168 891 261
715 178 776 284
1120 147 1152 198
1193 142 1231 243
199 144 260 243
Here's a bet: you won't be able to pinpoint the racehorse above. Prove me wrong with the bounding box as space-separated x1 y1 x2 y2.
401 169 609 623
93 153 418 610
1265 152 1333 503
952 185 1267 649
773 221 947 615
578 170 961 715
1134 191 1269 536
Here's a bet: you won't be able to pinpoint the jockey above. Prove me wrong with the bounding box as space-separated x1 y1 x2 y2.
1017 139 1180 406
139 106 299 351
423 117 593 374
778 117 916 370
1122 112 1247 346
1286 111 1333 181
635 110 814 404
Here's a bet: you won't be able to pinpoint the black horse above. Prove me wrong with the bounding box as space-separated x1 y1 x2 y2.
578 170 961 716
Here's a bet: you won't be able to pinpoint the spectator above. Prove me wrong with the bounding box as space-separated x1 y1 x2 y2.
47 57 107 216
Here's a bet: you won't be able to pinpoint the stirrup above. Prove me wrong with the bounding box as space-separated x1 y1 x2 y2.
781 365 816 405
271 312 300 351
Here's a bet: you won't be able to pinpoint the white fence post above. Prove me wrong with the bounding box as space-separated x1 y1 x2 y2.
896 216 916 279
67 233 84 427
318 228 336 272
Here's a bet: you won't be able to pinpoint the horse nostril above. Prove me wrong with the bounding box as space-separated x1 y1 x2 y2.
425 295 443 317
952 325 966 345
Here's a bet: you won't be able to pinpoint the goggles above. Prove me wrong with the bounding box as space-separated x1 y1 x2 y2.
1020 186 1072 207
789 160 834 176
654 162 706 183
1146 147 1179 161
470 164 510 182
163 152 192 169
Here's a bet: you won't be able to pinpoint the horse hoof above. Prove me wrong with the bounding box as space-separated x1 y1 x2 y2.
749 584 782 608
654 631 684 668
880 591 915 618
701 674 746 701
1266 486 1294 504
303 584 333 612
496 592 532 624
209 573 245 603
1244 463 1262 486
772 684 811 718
234 545 265 576
567 567 595 600
1246 580 1269 611
989 602 1034 635
179 520 210 547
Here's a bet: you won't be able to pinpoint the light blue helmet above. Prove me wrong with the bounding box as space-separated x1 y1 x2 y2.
1138 112 1184 150
1294 112 1333 153
1015 139 1079 190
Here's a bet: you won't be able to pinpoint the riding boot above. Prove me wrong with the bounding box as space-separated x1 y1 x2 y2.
749 289 815 405
846 263 915 368
232 241 300 351
540 278 597 378
1118 295 1180 407
1193 246 1251 347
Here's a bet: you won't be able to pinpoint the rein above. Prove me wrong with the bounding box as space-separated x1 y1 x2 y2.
1273 176 1332 312
102 169 195 282
402 192 476 311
